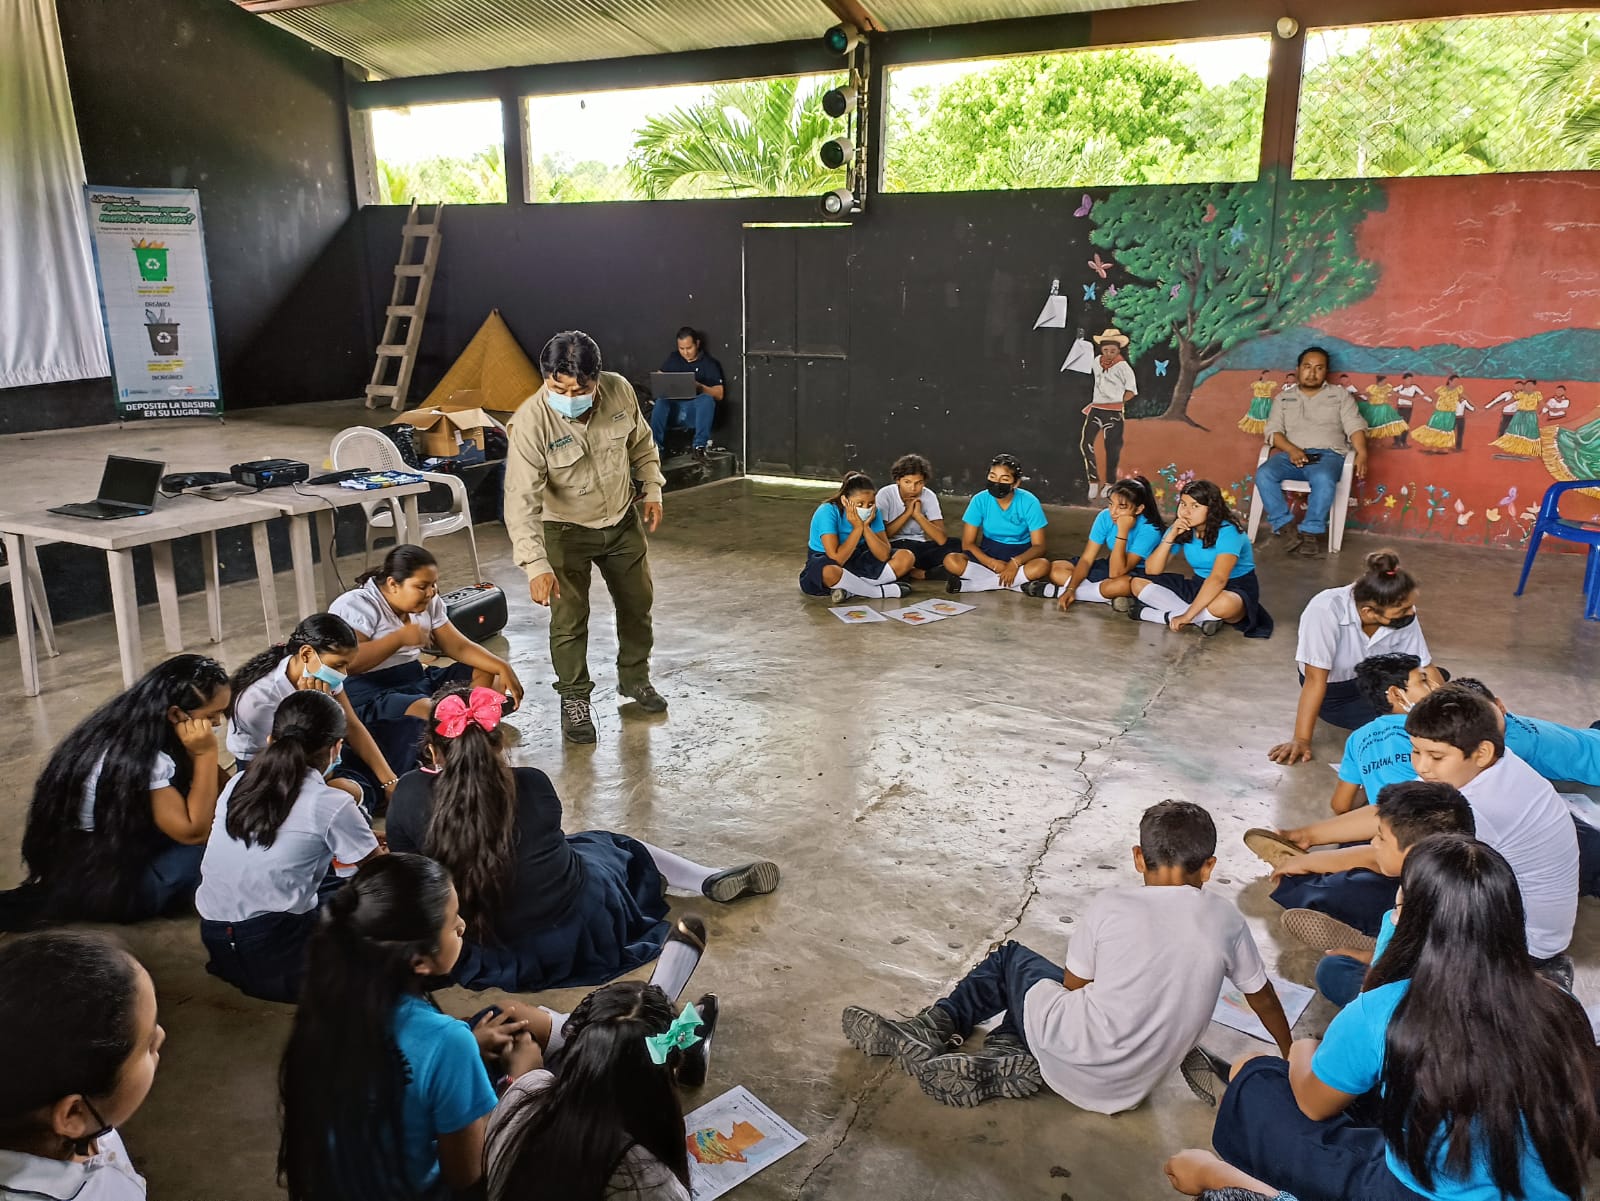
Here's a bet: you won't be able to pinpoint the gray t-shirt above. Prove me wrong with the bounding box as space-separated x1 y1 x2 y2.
1262 383 1366 452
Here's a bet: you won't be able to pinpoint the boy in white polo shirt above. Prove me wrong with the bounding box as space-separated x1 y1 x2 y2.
875 453 952 579
841 802 1291 1111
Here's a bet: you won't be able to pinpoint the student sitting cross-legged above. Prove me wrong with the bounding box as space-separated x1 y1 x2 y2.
1021 475 1165 610
876 453 954 580
1193 835 1600 1201
799 472 915 603
942 453 1050 594
841 801 1290 1110
1325 654 1443 815
1100 480 1272 637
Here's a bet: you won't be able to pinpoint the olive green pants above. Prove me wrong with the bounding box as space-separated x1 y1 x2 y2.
544 509 654 699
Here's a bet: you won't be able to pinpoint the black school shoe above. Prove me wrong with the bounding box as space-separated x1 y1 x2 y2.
701 861 781 903
913 1033 1043 1107
672 994 719 1089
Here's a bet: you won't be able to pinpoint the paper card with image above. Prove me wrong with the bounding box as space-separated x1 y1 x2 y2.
829 604 887 624
1211 974 1314 1043
913 598 976 617
884 606 948 625
685 1086 807 1201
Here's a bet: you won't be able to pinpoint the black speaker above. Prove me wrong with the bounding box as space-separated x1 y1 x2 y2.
440 582 507 642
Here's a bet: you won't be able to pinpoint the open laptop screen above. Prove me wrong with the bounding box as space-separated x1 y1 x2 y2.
99 456 165 507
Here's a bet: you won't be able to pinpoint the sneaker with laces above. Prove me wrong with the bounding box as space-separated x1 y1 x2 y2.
913 1033 1043 1107
559 696 597 744
842 1004 961 1070
1295 533 1326 559
1258 524 1303 554
620 681 668 712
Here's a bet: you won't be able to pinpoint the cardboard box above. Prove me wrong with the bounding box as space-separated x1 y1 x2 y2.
390 406 505 458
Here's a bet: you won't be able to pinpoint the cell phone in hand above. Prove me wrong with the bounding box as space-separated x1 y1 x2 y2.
1303 452 1323 463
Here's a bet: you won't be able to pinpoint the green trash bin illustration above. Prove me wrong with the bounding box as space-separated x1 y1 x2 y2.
133 241 169 282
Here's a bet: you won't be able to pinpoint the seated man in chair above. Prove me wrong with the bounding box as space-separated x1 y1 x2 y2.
651 326 724 462
1255 346 1368 560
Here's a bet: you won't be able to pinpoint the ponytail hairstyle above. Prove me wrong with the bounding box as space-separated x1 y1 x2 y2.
834 472 875 510
228 614 358 716
1175 479 1241 548
1105 474 1167 533
21 654 228 921
354 543 437 589
1352 550 1417 610
1365 836 1599 1197
487 981 688 1201
226 691 346 849
0 932 145 1143
279 853 456 1201
421 683 517 943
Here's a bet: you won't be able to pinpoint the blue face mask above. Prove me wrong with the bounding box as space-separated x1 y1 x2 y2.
547 391 594 419
308 653 346 694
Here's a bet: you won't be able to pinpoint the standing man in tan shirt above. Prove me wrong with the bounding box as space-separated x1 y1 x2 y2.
504 331 667 743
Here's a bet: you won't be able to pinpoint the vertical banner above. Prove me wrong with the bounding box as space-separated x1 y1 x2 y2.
84 186 221 418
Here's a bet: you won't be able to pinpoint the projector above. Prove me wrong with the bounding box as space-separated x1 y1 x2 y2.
231 458 309 489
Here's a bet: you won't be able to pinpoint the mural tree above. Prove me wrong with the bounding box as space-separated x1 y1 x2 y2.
1090 175 1385 426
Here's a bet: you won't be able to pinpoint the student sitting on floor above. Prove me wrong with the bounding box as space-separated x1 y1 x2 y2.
876 454 952 580
485 981 706 1201
799 472 915 603
943 453 1050 594
330 544 524 745
227 613 401 811
1021 475 1165 609
1194 836 1599 1201
196 691 382 1003
1255 687 1579 985
1 654 231 929
841 801 1290 1111
1326 654 1443 814
279 853 540 1201
386 684 776 992
1268 551 1427 765
0 932 164 1201
1099 480 1273 638
1276 781 1474 1009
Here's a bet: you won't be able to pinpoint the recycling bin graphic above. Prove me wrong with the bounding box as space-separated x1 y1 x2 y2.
134 245 169 282
145 321 180 355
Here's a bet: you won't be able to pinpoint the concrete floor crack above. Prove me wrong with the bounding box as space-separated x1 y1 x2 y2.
792 1062 893 1199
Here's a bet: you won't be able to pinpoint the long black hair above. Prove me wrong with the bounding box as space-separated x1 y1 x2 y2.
421 683 517 943
229 614 358 716
21 654 228 919
1352 549 1417 610
1365 836 1599 1197
279 853 456 1201
1176 479 1241 549
354 544 436 589
487 981 688 1201
226 691 346 849
0 932 144 1145
1105 474 1167 533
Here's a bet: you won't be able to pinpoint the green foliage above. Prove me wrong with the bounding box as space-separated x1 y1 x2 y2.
1090 174 1385 422
375 145 506 204
1527 16 1600 169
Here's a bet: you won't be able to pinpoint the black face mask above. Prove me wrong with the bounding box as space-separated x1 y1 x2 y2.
1384 611 1417 630
987 481 1014 498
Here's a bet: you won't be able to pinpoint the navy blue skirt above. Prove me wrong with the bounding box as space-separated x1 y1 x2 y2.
1144 568 1273 638
977 537 1032 562
799 544 888 595
452 831 671 992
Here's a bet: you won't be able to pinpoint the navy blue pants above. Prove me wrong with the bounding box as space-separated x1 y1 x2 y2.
892 537 954 573
1270 857 1398 938
201 909 320 1003
1574 814 1600 898
1305 675 1378 731
1315 954 1368 1007
933 940 1060 1048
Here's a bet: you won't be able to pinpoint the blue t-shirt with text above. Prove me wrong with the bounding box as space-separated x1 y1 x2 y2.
1088 508 1163 561
960 488 1048 545
1173 523 1254 579
1339 713 1417 795
1504 713 1600 786
808 500 885 554
392 995 498 1196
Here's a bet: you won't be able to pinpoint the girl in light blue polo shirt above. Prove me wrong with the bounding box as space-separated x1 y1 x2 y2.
942 454 1051 593
799 472 915 603
1104 479 1273 638
1023 476 1165 609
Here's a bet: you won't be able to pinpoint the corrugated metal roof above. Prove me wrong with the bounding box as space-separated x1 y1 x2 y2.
871 0 1176 27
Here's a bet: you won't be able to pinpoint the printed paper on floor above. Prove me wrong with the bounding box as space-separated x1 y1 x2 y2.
884 606 948 625
829 604 888 624
1211 974 1314 1043
685 1086 807 1201
913 598 976 617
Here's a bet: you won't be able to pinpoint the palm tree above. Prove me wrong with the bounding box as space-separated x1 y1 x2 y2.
376 160 420 205
1528 16 1600 168
626 77 847 200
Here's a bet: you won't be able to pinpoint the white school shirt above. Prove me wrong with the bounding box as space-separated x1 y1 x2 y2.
330 579 451 672
874 484 944 542
1461 750 1578 960
0 1130 146 1201
195 769 377 922
226 660 298 761
78 753 176 831
1022 886 1269 1114
1295 585 1430 684
1090 359 1138 410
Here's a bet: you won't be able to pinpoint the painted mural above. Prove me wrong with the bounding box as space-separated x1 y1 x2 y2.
1050 171 1600 548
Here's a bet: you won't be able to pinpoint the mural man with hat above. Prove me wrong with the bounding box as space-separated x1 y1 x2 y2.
1082 327 1138 501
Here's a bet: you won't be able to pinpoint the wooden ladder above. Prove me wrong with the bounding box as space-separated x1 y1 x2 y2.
365 200 443 411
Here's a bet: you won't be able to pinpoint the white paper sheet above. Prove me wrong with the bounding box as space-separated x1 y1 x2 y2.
884 605 947 625
1060 337 1095 374
1033 294 1069 329
685 1086 807 1201
1562 792 1600 832
828 604 887 624
912 598 976 617
1211 974 1314 1043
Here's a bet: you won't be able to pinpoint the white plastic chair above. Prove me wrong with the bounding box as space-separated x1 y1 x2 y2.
1246 444 1356 552
329 427 482 580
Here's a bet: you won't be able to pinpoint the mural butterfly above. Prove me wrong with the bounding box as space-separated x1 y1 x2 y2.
1073 194 1093 218
1082 283 1097 301
1087 253 1112 279
1155 361 1169 377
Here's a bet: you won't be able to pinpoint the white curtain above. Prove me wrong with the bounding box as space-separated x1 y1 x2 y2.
0 0 109 389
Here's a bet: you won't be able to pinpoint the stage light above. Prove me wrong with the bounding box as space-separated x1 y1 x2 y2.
820 187 856 217
823 23 858 55
823 84 857 119
820 136 853 170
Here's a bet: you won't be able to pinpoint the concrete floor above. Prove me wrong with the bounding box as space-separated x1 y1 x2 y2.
2 408 1599 1200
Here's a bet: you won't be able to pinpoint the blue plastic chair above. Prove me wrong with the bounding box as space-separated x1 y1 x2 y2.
1515 480 1600 620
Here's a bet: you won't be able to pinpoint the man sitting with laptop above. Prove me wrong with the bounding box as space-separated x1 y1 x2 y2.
650 325 723 461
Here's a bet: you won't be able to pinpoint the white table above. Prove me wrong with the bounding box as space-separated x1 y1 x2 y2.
0 496 282 696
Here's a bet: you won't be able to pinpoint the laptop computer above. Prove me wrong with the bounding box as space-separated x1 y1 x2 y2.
651 371 700 401
48 455 165 520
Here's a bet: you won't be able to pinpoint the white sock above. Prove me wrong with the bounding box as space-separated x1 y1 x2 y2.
639 840 719 891
958 562 1002 592
540 1007 569 1055
1195 606 1221 622
1139 604 1170 625
1136 581 1187 617
1074 580 1107 603
648 933 703 1001
1007 573 1033 592
837 568 901 598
